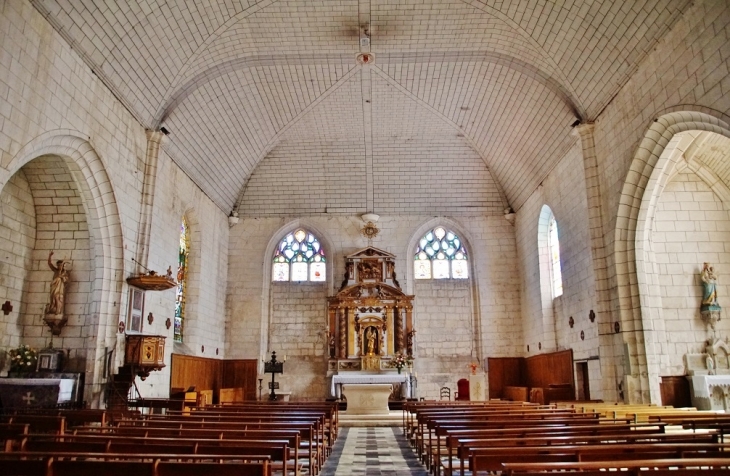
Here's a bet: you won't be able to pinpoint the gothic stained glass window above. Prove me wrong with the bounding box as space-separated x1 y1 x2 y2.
548 214 563 297
174 217 189 342
414 227 468 280
272 229 326 282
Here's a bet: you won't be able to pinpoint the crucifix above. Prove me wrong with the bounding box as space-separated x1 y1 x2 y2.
1 301 12 315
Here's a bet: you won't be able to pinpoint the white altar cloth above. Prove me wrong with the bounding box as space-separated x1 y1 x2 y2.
331 374 407 398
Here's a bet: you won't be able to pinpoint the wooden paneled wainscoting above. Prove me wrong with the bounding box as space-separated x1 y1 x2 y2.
170 355 258 403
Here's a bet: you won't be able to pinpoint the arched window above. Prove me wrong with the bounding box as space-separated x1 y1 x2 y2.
174 217 189 342
272 229 326 282
537 205 564 299
414 226 468 280
547 214 563 297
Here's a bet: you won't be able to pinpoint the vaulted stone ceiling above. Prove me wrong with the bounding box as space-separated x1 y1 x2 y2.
32 0 691 214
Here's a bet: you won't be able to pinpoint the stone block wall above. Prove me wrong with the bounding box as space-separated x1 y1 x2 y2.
651 169 730 375
0 3 231 401
227 214 520 400
0 171 35 355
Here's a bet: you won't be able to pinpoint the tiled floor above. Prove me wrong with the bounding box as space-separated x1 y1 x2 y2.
320 427 429 475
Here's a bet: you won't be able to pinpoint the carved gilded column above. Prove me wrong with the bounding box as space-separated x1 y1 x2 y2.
339 308 348 358
395 307 405 353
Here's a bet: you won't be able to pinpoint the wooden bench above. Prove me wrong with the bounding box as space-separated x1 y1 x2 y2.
74 423 311 474
469 443 730 474
2 415 66 434
501 457 730 475
450 432 719 476
116 413 324 473
0 452 271 476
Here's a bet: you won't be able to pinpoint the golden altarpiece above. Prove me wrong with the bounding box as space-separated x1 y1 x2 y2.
327 247 415 374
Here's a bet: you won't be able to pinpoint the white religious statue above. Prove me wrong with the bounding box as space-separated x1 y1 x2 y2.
701 262 722 330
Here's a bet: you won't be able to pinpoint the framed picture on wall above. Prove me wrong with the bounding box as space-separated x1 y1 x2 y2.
127 287 145 333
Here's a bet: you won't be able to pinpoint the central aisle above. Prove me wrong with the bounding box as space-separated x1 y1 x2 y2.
320 427 429 475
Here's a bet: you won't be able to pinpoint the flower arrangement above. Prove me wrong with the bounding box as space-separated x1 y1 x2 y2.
390 352 413 373
8 344 38 373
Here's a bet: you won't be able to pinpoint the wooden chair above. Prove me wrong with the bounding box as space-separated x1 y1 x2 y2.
440 387 451 401
455 379 470 401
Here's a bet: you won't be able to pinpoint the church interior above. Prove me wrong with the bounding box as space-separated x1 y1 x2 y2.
2 1 730 472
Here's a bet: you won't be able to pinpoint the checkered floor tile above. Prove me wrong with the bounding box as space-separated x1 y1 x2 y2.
320 427 429 475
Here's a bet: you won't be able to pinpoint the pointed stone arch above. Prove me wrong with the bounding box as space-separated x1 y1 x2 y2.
3 130 124 406
614 111 730 403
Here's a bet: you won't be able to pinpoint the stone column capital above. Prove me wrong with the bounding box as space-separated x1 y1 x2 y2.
571 122 595 140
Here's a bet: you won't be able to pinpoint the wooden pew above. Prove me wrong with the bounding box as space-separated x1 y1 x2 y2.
0 422 29 451
2 415 66 434
436 423 667 476
450 432 720 476
501 458 730 475
117 413 323 472
72 424 308 474
469 443 730 474
0 452 271 476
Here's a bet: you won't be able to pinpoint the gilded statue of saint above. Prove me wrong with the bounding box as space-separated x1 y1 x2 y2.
365 327 377 355
46 251 70 315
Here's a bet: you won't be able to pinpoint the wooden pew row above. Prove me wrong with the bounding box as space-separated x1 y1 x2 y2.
403 400 542 435
413 409 597 459
56 430 302 474
188 402 338 455
405 402 551 433
16 440 288 474
501 458 730 475
1 415 66 434
73 424 313 475
112 417 321 472
435 423 668 476
418 414 602 467
0 452 270 476
469 443 730 474
0 422 29 451
449 432 720 476
5 409 108 427
130 409 329 469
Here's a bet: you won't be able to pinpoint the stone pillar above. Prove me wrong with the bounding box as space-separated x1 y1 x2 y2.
135 130 165 272
573 123 625 402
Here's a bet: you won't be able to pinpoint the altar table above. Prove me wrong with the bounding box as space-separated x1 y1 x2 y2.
330 373 408 399
342 384 393 415
0 378 75 408
688 375 730 410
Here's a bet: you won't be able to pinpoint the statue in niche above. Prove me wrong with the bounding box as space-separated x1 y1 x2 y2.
46 251 70 316
329 333 336 359
365 327 378 355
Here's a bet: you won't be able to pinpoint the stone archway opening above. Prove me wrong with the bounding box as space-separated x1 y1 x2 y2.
1 155 95 376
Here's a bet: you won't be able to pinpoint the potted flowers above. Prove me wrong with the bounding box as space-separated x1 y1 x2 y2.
390 352 412 374
7 344 38 374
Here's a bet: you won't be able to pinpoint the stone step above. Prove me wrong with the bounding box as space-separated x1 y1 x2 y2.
339 410 405 427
